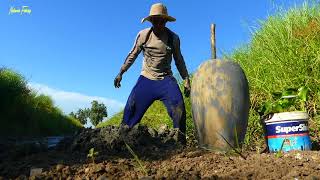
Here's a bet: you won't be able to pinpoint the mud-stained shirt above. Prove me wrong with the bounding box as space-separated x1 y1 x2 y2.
120 27 189 80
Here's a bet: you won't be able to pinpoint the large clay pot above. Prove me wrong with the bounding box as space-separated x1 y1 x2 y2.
191 59 249 151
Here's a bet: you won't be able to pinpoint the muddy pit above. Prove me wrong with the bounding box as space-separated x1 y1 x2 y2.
1 125 320 179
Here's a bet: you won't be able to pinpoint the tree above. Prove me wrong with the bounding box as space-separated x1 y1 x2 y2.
69 100 107 127
69 108 90 125
69 112 76 118
89 100 108 126
77 108 90 125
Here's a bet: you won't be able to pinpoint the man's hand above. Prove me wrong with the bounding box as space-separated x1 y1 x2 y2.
183 78 191 97
114 74 122 88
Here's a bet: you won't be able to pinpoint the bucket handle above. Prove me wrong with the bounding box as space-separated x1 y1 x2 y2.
260 113 274 122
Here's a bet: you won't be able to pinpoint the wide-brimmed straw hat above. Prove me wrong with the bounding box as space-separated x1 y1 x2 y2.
141 3 176 23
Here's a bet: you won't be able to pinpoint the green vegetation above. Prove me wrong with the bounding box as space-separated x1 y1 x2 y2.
0 68 82 137
228 2 320 147
87 147 99 164
70 108 90 125
70 100 108 127
258 86 309 116
275 139 286 158
125 143 147 175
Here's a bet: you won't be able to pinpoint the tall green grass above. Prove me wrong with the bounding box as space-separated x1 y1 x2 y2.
227 2 320 147
0 68 82 137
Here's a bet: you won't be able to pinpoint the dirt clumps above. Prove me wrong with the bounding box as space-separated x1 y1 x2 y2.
1 125 320 179
57 125 186 159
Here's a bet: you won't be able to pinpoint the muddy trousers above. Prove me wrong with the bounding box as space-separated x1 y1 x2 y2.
122 75 186 134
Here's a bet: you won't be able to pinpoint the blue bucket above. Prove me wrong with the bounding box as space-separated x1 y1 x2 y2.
263 112 311 152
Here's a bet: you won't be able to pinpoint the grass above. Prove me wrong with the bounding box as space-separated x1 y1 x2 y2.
227 1 320 148
275 139 286 158
217 131 247 160
0 68 82 137
87 148 99 164
125 143 148 175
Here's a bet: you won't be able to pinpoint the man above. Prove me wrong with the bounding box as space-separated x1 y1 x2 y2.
114 3 191 143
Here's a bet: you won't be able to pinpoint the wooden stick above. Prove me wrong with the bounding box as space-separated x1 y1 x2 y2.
211 24 216 59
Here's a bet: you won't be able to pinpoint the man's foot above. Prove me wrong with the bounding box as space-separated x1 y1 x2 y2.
118 123 130 135
177 130 186 146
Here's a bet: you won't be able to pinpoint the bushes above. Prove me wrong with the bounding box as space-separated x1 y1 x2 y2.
0 68 82 137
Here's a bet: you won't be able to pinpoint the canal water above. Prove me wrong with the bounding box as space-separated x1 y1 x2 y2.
8 136 66 149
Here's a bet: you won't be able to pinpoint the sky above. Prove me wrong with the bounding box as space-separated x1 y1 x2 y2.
0 0 306 125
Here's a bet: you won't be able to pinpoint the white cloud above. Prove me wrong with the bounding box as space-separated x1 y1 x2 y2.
28 82 125 117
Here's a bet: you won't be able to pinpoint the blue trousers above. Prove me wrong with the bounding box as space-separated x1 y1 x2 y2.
122 75 186 134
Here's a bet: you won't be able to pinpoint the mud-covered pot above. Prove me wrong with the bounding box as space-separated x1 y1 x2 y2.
190 59 249 151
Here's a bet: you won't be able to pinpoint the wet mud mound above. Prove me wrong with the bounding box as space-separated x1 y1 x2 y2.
57 125 187 160
1 124 320 179
0 125 189 178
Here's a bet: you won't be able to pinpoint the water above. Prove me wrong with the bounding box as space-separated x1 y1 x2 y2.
10 136 66 149
47 136 65 148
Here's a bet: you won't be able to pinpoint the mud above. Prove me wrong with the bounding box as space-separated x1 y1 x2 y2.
56 124 187 159
191 60 249 150
1 125 320 179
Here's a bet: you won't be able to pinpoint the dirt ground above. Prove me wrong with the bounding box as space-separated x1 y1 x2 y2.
1 125 320 179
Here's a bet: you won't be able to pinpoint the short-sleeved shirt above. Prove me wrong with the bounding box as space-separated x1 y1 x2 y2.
121 27 189 80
